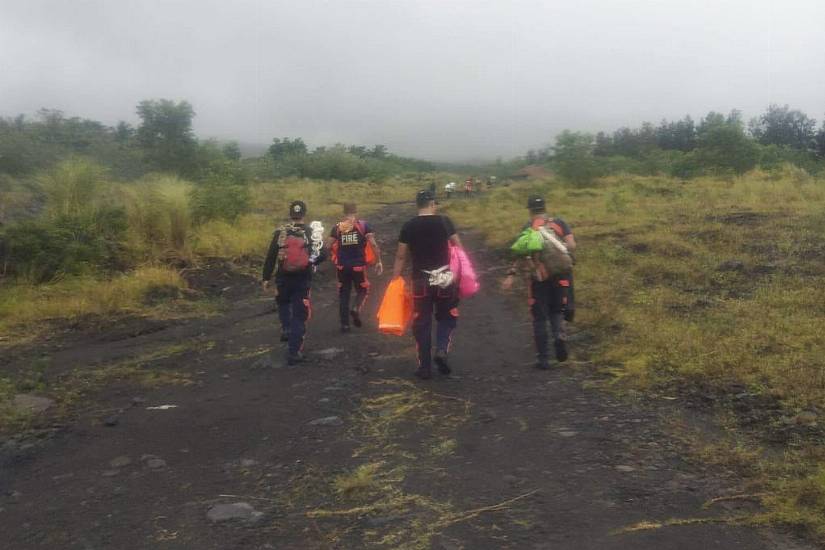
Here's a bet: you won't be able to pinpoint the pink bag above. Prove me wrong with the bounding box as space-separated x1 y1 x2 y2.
449 244 480 299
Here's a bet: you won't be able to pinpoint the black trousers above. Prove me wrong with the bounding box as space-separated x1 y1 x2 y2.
337 265 369 326
276 274 311 355
412 280 459 371
529 278 568 361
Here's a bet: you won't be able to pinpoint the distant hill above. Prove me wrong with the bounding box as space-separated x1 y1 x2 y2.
236 142 270 159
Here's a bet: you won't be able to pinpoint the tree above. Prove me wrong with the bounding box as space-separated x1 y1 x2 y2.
369 144 387 159
656 116 696 152
594 132 613 156
816 120 825 159
268 137 307 160
347 145 368 158
695 112 759 174
551 130 601 185
750 104 817 151
136 99 197 173
222 141 241 161
114 121 134 144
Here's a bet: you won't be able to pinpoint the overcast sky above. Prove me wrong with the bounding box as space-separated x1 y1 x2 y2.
1 0 824 161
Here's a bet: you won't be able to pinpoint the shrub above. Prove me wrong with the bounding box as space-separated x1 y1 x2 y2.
1 207 128 282
190 181 251 223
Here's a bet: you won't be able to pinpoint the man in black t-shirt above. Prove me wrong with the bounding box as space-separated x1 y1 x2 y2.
392 190 463 379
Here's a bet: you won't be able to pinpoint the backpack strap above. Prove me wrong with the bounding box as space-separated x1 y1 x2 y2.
544 217 567 239
355 219 369 236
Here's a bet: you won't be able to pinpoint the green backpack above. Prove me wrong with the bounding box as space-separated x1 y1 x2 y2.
511 222 573 280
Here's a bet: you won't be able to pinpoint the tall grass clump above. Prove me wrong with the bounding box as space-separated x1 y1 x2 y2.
0 265 187 335
193 213 272 260
40 157 109 218
121 175 193 261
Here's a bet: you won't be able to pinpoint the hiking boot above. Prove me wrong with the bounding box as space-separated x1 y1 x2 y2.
280 330 290 342
564 308 575 323
414 367 432 380
554 339 568 362
434 350 452 375
350 309 362 328
341 325 351 334
535 357 551 370
287 352 306 366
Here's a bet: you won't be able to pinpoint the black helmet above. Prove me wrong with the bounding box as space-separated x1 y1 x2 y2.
289 200 307 219
416 189 436 207
527 195 546 213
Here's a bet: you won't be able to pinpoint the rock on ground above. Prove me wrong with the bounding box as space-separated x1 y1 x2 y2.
109 456 132 468
207 502 263 523
309 416 343 427
12 394 54 414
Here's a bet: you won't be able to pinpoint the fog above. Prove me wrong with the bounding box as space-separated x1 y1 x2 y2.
1 0 824 161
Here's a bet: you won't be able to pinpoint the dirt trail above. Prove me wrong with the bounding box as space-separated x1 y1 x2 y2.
0 204 812 549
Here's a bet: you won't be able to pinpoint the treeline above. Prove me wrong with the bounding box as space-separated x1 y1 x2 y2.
0 99 434 285
246 137 434 181
0 101 245 183
0 100 433 183
524 104 825 184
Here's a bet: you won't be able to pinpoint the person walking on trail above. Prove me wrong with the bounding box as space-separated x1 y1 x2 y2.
262 200 326 366
502 196 577 370
392 190 463 380
464 177 474 196
327 203 383 333
445 181 456 199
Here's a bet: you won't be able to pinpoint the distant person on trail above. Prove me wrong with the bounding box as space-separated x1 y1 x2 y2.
445 181 456 198
327 203 383 333
464 177 473 196
262 200 327 366
502 196 576 370
392 190 462 380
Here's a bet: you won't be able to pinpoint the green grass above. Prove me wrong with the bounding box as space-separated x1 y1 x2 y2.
444 166 825 540
0 266 190 341
0 170 425 337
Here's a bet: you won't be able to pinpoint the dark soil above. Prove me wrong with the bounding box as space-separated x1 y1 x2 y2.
0 204 813 550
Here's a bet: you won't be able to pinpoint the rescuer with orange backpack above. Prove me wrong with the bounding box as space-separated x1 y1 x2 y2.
262 200 326 365
327 203 383 332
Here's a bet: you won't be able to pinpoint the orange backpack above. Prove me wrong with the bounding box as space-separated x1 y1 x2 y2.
331 220 377 266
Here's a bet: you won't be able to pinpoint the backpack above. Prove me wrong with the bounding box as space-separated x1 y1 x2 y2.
533 219 573 280
331 220 377 266
449 243 480 298
277 223 310 273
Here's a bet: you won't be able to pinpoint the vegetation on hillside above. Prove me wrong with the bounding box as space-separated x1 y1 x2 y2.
0 100 437 339
512 105 825 185
445 169 825 540
5 96 825 539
